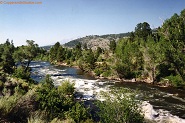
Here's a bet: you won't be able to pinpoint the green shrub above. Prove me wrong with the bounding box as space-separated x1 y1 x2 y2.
13 66 30 80
58 80 75 95
66 60 71 65
40 75 54 89
165 75 184 87
115 64 135 79
96 88 144 123
0 94 21 116
36 76 92 122
14 86 27 95
36 87 65 119
94 68 102 76
0 80 4 88
65 102 91 123
36 77 75 120
102 70 111 77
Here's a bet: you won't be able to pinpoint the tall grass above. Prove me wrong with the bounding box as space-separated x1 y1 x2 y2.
0 94 20 116
27 111 46 123
27 111 75 123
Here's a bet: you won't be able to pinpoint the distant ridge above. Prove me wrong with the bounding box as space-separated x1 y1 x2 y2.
63 33 130 50
41 33 130 50
40 45 53 51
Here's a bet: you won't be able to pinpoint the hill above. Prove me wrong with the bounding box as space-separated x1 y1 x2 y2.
40 45 53 51
63 33 130 50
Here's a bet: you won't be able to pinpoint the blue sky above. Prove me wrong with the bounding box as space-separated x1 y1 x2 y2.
0 0 185 46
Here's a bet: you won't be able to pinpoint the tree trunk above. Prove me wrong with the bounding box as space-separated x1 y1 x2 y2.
152 66 156 84
24 60 31 72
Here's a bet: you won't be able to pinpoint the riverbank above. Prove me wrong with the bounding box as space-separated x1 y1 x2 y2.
54 62 184 90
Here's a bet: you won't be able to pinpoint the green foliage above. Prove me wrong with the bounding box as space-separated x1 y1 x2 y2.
35 76 92 122
115 39 143 79
142 36 165 82
49 42 60 62
83 49 95 69
34 48 49 61
41 75 54 89
129 31 135 42
158 9 185 85
14 86 27 95
75 42 82 60
102 70 111 77
0 39 15 73
13 66 31 80
109 40 116 53
94 68 102 76
135 22 151 41
115 63 135 79
95 47 102 60
36 88 66 118
0 94 21 116
0 80 3 88
96 88 144 123
165 75 184 87
58 80 75 95
65 102 91 123
36 76 76 120
13 40 39 72
57 46 65 62
77 49 95 71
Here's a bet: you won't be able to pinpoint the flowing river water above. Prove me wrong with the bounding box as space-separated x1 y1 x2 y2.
30 61 185 122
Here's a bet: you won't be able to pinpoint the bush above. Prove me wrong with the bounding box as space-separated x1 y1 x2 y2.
36 77 75 120
94 69 102 76
40 75 54 89
96 88 144 123
0 94 21 116
58 80 75 95
14 86 27 95
102 70 111 77
13 66 30 80
65 102 91 123
36 87 65 119
0 80 4 89
115 64 135 79
165 75 184 87
66 60 71 65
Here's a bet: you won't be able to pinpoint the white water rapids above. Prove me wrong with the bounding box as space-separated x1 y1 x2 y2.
30 61 185 123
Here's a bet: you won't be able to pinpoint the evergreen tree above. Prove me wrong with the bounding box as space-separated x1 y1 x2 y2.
109 40 116 53
57 46 65 62
0 39 15 73
49 42 60 62
135 22 151 41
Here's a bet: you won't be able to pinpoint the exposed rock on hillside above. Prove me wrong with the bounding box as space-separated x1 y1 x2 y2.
63 33 130 50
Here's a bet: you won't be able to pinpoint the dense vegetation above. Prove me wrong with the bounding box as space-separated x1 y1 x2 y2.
0 40 143 122
49 9 185 89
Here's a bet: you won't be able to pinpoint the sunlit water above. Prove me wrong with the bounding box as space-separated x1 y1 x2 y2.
30 61 185 120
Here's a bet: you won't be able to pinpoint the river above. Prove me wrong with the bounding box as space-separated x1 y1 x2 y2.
30 61 185 122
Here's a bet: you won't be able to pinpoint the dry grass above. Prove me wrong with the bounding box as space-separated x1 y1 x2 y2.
0 94 20 116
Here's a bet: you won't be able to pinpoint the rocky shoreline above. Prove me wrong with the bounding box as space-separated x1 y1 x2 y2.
55 62 177 89
141 101 185 123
